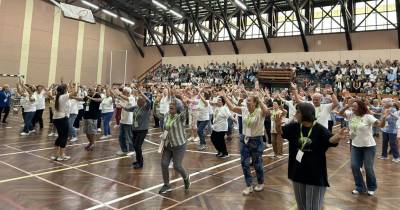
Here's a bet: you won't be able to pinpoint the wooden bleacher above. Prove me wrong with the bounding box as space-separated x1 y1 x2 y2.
257 68 294 84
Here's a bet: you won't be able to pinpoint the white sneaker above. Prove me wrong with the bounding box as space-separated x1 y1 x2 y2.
254 184 264 192
127 151 135 156
99 135 108 140
194 137 200 142
242 186 253 195
113 125 119 128
188 137 194 142
57 156 71 161
392 158 400 163
367 191 375 196
29 129 36 134
20 132 29 136
70 137 78 142
54 133 58 137
50 156 58 160
116 151 127 156
48 133 55 137
97 128 102 132
352 190 360 195
378 156 388 160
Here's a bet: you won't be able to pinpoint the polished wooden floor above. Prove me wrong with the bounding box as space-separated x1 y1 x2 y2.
0 112 399 210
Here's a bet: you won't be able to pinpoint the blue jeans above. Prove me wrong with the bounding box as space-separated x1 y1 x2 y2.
68 114 78 138
381 132 399 159
240 136 265 187
197 120 209 145
23 112 35 133
119 124 133 153
227 117 233 136
102 112 113 136
351 146 377 192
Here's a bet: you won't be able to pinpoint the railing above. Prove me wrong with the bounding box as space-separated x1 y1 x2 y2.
138 59 162 82
257 69 294 84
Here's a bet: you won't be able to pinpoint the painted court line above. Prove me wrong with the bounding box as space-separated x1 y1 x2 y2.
85 142 289 210
0 147 158 184
162 156 289 210
0 160 117 210
18 148 179 204
0 138 119 157
145 139 241 156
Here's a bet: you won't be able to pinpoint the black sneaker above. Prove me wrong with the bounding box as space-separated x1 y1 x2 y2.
221 154 230 159
184 174 191 190
133 162 143 169
159 185 172 194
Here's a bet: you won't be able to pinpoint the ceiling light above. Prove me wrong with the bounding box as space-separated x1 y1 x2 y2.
169 10 183 18
102 9 118 18
152 0 168 10
121 17 135 25
234 0 247 10
81 0 99 10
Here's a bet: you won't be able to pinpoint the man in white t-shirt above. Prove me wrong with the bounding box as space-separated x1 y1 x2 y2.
291 83 338 129
111 87 136 156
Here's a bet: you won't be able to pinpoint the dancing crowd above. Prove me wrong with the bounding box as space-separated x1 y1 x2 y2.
1 58 400 210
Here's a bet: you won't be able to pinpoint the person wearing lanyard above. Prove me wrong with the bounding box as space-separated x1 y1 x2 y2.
270 100 287 159
281 102 349 210
158 98 191 194
82 88 102 151
339 99 385 196
221 89 269 195
123 87 152 169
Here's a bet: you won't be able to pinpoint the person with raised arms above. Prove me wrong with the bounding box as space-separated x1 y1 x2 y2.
220 87 269 195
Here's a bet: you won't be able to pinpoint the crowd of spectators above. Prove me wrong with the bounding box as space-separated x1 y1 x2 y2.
144 59 400 95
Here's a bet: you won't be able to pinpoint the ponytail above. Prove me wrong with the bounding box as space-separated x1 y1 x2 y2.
55 93 61 111
55 84 67 111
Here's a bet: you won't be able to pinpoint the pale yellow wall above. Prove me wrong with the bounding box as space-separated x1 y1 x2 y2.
0 0 136 87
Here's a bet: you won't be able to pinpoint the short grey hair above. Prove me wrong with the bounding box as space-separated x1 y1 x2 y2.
381 98 393 106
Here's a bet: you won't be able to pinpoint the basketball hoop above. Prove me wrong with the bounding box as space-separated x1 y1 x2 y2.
77 10 88 21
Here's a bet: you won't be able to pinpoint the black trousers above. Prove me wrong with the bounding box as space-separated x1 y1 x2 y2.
73 109 84 128
328 120 334 133
0 106 10 123
32 109 44 128
211 130 228 155
53 117 69 148
153 115 160 127
132 129 148 165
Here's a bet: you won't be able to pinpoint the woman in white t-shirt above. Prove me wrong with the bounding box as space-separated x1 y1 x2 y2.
68 97 79 142
210 97 231 158
339 99 385 196
196 90 210 151
17 82 37 136
32 86 46 129
100 88 114 139
52 84 76 161
222 91 269 195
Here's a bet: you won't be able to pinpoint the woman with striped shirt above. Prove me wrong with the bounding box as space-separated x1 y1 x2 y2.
159 97 191 194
